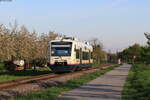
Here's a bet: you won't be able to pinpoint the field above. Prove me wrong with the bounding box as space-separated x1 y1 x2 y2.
122 64 150 100
10 64 121 100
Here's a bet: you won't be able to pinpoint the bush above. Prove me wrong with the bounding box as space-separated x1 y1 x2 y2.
0 62 5 70
31 58 47 67
122 64 150 100
0 62 7 73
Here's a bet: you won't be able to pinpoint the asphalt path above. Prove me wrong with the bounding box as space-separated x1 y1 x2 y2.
59 64 131 100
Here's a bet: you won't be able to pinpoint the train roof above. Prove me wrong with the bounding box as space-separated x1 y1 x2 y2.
50 37 93 49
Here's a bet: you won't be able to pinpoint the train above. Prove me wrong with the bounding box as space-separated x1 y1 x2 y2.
48 37 93 73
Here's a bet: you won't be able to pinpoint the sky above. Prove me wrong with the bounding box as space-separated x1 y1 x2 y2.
0 0 150 53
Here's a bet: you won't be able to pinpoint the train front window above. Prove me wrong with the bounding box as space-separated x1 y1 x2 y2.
51 42 72 56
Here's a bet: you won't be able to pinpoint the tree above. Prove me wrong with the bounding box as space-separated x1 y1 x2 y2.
38 31 58 59
140 46 150 64
107 53 118 63
0 25 16 61
140 33 150 64
119 33 150 64
144 32 150 46
89 38 106 63
118 44 142 63
0 23 59 68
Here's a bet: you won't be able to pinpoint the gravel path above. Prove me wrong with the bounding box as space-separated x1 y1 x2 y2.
59 64 131 100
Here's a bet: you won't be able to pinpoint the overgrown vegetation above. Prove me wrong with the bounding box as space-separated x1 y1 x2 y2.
11 64 120 100
121 33 150 99
118 33 150 64
0 62 6 73
122 64 150 100
0 23 58 68
90 38 107 63
0 67 50 82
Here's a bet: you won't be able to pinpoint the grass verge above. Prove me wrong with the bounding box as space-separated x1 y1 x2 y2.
122 64 150 100
0 67 51 82
92 61 109 67
11 64 121 100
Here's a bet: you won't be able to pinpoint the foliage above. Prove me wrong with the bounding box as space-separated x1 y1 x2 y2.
118 44 142 63
122 64 150 100
0 67 50 82
0 23 58 64
11 65 120 100
140 46 150 64
89 38 107 63
144 32 150 45
140 33 150 64
0 62 5 70
31 58 48 67
118 33 150 64
107 53 118 63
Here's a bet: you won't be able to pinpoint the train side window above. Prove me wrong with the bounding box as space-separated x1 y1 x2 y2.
83 52 89 60
76 49 80 59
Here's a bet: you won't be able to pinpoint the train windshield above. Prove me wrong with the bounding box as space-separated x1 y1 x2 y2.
51 42 72 56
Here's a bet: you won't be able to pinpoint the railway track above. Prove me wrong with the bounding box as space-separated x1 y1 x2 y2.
0 73 59 91
0 64 112 91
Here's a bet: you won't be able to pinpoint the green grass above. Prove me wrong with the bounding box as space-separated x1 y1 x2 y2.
11 64 121 100
122 64 150 100
0 67 51 82
0 63 5 67
0 62 6 73
92 61 109 67
0 75 27 82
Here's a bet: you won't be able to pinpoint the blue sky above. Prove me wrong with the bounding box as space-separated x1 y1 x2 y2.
0 0 150 52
